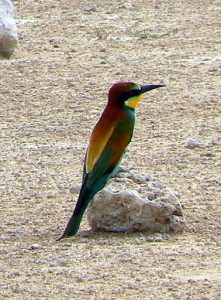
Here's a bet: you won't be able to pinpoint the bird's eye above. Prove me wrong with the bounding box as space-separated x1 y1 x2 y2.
120 89 141 103
127 89 141 99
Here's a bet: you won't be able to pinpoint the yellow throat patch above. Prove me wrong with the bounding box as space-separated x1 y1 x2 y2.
125 95 143 109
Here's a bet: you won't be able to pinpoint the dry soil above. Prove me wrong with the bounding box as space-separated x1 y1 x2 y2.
0 0 220 299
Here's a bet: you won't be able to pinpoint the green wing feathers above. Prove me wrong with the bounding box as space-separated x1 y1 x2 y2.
59 108 135 239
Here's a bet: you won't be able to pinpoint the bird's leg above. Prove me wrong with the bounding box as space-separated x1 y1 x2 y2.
111 166 130 178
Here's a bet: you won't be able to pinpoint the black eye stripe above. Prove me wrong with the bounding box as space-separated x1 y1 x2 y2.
119 89 141 103
123 89 141 100
128 89 141 97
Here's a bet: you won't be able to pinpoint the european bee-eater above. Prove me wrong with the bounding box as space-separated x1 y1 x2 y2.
59 81 164 239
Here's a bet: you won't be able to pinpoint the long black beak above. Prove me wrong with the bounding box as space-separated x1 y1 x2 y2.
140 84 165 94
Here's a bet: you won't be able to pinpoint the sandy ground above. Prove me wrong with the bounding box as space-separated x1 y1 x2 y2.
0 0 220 299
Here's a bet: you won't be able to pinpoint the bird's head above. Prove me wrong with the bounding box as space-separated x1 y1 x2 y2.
108 81 164 109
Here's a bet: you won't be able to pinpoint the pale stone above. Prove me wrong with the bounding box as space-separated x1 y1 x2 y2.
87 170 186 233
0 0 18 57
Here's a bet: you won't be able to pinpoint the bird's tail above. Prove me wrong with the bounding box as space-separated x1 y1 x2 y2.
57 185 93 240
57 213 83 240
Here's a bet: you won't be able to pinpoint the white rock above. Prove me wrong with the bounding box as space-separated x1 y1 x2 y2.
0 0 18 57
87 188 185 233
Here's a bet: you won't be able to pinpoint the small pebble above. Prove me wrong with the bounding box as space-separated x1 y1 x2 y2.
202 151 215 157
208 67 216 73
186 139 202 149
50 258 69 267
0 247 8 254
83 6 96 12
147 192 157 200
31 244 41 250
8 227 25 234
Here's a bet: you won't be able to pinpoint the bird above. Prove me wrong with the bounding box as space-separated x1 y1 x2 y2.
58 81 164 239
